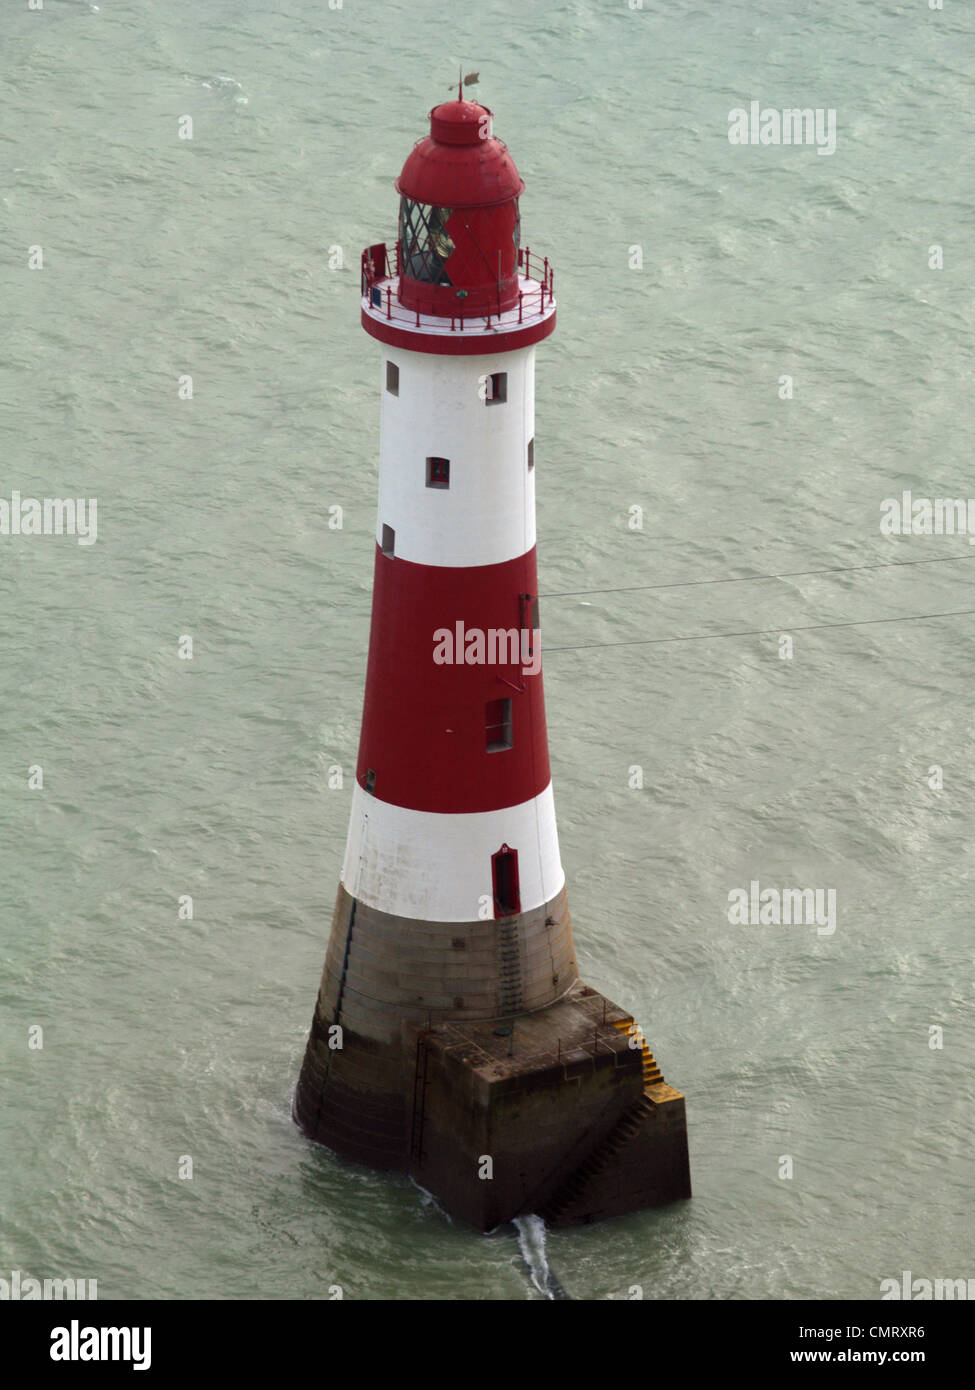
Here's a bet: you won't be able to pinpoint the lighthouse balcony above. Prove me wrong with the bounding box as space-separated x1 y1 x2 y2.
360 243 556 354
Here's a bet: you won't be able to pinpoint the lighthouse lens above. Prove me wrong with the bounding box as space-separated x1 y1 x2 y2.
398 197 454 285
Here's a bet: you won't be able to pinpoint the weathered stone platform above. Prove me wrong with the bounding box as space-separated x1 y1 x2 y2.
405 981 691 1229
294 891 690 1230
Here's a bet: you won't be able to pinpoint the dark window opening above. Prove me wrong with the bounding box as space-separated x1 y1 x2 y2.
381 524 395 558
426 456 450 489
486 698 513 752
492 844 521 918
527 436 534 469
365 769 376 794
386 361 399 395
485 372 507 405
399 198 455 285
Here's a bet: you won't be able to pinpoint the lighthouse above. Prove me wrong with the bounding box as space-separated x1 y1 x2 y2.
294 93 691 1229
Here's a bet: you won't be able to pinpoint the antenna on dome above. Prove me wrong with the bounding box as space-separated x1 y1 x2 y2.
450 70 480 96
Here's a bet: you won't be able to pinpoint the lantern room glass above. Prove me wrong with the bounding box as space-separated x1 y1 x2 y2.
399 198 455 285
398 197 523 289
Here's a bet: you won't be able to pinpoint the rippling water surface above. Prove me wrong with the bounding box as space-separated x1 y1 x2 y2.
2 0 973 1299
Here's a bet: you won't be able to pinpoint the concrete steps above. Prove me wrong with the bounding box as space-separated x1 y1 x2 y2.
611 1017 664 1089
537 1020 667 1224
538 1093 655 1225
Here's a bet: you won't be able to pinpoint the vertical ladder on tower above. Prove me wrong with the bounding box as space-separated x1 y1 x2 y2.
312 896 358 1134
496 918 524 1015
409 1033 430 1166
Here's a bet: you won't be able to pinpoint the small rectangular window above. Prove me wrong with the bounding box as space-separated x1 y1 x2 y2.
365 769 376 794
486 698 513 752
386 361 399 395
426 456 450 489
485 371 507 405
381 524 395 558
527 436 534 469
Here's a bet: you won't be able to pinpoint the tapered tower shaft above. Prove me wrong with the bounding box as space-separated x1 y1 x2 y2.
295 96 690 1227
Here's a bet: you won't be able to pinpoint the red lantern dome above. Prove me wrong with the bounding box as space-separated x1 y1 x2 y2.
394 100 526 318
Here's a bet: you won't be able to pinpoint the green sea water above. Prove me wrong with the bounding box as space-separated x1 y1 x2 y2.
2 0 974 1299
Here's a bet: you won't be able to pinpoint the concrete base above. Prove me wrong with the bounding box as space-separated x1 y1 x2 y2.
406 982 690 1229
296 975 690 1231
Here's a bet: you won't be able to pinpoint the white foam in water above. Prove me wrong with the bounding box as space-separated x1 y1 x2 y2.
513 1215 554 1300
408 1176 453 1223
